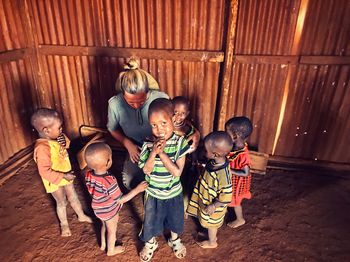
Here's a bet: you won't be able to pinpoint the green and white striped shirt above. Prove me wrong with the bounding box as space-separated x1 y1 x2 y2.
138 133 189 200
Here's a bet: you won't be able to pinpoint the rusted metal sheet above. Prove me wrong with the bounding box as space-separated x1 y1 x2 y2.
235 0 301 55
300 0 350 56
275 65 350 163
0 59 37 164
29 0 226 50
220 62 289 154
0 0 26 52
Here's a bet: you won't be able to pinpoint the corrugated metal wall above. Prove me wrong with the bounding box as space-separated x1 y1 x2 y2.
0 0 37 164
0 0 349 165
218 0 350 163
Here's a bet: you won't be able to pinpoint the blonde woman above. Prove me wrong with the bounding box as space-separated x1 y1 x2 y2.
107 59 168 190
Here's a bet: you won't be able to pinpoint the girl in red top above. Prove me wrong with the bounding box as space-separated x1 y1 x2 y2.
225 116 253 228
84 142 148 256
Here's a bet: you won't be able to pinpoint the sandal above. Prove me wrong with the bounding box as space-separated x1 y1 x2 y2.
140 239 158 262
168 237 186 259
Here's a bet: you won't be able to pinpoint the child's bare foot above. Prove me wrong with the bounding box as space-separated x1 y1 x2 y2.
100 242 106 251
196 240 218 249
60 224 72 237
78 215 93 223
228 219 246 228
107 246 125 256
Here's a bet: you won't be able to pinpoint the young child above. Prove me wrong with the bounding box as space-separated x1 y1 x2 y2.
138 98 190 261
31 108 92 237
225 116 253 228
172 96 200 152
84 142 148 256
187 131 233 249
171 96 201 218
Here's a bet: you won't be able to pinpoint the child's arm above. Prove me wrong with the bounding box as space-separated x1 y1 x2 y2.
34 142 74 184
158 153 186 177
118 181 148 204
205 171 233 215
230 165 250 177
186 123 200 153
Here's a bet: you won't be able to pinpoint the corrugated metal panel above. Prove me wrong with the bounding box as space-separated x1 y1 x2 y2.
300 0 350 56
0 0 27 51
29 0 225 50
275 65 350 162
38 56 219 138
235 0 301 55
221 62 289 153
0 59 37 163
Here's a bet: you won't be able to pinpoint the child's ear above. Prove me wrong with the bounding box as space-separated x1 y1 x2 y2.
42 127 49 134
106 157 111 167
213 152 220 158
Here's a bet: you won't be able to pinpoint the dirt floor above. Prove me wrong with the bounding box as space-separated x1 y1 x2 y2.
1 158 350 262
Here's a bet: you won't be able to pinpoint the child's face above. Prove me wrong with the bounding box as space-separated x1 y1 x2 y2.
173 103 190 125
43 118 63 140
226 129 238 144
204 140 216 160
149 110 174 140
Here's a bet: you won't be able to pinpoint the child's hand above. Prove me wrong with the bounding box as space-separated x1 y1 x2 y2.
152 138 166 154
204 204 216 215
135 181 148 192
64 172 75 181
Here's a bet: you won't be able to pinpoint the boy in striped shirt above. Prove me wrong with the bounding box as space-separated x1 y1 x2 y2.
187 131 233 249
138 98 190 261
84 142 148 256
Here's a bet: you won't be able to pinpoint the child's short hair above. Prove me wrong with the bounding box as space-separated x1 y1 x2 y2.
172 96 190 111
148 98 174 118
31 108 60 131
116 59 149 94
204 131 233 156
84 142 112 168
225 116 253 140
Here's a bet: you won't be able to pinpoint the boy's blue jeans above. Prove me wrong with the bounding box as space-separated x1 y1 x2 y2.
139 193 184 242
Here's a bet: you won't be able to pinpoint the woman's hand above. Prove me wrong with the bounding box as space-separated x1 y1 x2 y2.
187 129 200 153
125 140 140 163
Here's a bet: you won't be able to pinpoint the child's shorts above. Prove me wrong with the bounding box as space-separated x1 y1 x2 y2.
139 193 184 242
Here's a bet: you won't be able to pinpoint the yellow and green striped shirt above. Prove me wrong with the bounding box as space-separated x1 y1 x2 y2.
187 159 232 228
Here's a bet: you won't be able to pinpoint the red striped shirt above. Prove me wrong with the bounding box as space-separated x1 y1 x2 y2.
85 170 123 221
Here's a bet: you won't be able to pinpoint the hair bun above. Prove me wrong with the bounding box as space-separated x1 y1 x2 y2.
124 58 139 70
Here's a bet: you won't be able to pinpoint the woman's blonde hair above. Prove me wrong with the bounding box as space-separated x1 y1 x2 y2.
116 59 149 94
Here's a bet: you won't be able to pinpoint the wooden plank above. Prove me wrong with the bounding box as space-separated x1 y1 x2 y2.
0 49 28 64
38 45 225 62
300 56 350 65
217 0 239 130
235 55 298 64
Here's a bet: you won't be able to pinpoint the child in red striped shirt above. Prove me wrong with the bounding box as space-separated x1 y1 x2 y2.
225 116 253 229
84 142 148 256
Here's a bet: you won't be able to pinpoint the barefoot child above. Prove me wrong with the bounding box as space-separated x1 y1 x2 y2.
171 96 201 218
225 116 253 228
187 131 233 249
32 108 92 237
138 98 190 261
84 142 148 256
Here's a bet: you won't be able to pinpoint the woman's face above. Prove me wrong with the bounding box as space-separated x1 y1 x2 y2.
123 91 147 109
